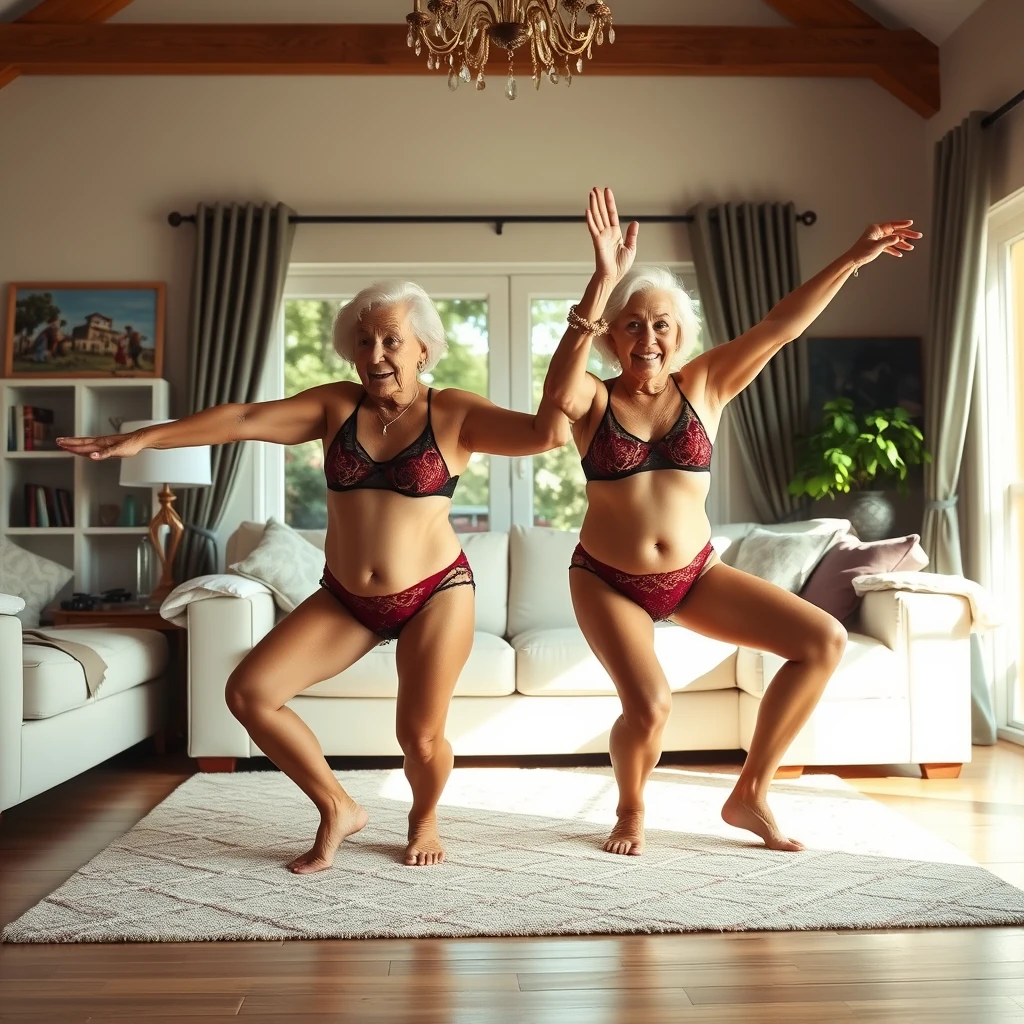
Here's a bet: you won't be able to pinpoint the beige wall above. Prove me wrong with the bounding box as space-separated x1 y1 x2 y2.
0 70 930 532
927 0 1024 204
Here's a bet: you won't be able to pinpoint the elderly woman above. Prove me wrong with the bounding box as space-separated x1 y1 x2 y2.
58 281 568 871
545 188 920 856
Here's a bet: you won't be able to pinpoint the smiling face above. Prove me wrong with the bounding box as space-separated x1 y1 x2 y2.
351 302 427 400
608 289 681 384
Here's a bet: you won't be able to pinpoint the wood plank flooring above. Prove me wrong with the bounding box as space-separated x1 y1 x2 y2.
1 745 1023 1023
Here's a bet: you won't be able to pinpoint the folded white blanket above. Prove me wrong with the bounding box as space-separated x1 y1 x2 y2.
852 571 1003 632
160 574 274 627
0 593 26 615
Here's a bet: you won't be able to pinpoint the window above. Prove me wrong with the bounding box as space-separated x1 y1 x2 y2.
268 265 712 536
984 195 1024 741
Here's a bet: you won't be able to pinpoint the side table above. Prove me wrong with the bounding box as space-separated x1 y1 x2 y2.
48 603 187 750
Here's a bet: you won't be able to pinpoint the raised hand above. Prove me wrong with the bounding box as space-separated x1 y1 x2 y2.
586 186 639 283
56 431 147 460
849 220 922 268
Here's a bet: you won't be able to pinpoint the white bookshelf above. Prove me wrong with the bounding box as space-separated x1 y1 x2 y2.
2 378 169 603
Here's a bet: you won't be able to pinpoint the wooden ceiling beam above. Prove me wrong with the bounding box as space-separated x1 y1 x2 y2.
762 0 939 116
0 22 937 83
1 0 135 91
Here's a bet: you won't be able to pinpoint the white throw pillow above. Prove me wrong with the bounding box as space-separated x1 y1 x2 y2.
0 592 27 616
0 537 74 627
228 517 324 612
731 523 847 593
159 574 275 627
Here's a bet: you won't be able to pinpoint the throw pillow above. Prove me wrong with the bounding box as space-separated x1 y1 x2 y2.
0 537 74 627
731 523 848 594
800 533 929 622
0 593 27 616
228 517 324 613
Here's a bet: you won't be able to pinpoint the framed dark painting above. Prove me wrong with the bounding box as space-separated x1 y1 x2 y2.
807 337 923 422
4 282 165 379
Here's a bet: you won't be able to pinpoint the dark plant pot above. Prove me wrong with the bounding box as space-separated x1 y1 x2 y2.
848 490 895 541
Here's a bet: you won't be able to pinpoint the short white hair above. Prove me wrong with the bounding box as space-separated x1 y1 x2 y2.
332 280 447 372
595 266 700 372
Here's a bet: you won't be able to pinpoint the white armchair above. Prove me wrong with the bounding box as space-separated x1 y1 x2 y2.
0 597 170 816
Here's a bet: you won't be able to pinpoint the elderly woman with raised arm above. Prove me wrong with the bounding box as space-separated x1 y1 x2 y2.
544 188 921 856
58 281 569 872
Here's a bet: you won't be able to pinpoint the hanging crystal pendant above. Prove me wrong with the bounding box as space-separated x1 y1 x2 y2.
549 67 559 84
476 72 486 90
505 75 518 100
448 68 460 90
459 64 471 82
577 57 584 73
415 39 422 56
609 26 615 44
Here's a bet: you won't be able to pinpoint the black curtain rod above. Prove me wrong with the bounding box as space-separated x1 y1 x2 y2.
167 210 818 236
982 87 1024 129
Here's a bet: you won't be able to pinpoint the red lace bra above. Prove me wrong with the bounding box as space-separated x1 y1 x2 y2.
324 388 459 499
581 377 713 482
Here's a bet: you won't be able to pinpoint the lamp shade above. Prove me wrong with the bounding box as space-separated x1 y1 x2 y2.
118 420 212 488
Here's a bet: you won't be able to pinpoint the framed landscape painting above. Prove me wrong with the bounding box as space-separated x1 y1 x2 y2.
3 283 165 379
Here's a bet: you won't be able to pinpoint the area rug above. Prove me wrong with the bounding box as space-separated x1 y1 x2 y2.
5 767 1024 942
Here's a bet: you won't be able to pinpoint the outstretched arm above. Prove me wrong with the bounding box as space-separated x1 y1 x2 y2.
56 384 338 460
543 187 638 423
694 221 922 410
457 390 570 457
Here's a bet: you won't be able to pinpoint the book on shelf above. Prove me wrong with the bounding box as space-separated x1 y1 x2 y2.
56 488 73 527
22 484 72 527
8 405 56 451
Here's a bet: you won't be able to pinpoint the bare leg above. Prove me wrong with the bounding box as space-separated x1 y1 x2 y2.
673 563 847 851
393 583 475 866
571 569 671 856
225 589 379 873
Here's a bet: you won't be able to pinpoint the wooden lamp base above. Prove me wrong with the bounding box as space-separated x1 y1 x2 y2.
147 483 183 607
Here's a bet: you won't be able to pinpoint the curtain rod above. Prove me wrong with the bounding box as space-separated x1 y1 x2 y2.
982 87 1024 129
167 210 818 236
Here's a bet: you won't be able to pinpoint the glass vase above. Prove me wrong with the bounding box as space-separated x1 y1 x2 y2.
136 535 159 606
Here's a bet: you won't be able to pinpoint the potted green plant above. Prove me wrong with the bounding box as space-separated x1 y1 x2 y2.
789 397 930 540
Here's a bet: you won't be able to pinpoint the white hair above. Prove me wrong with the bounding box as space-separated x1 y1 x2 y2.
332 280 447 372
595 266 700 372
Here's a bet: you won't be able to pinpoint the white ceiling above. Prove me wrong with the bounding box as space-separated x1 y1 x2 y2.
0 0 991 43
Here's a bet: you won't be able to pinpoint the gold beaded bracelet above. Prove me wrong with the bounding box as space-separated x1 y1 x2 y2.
567 304 609 336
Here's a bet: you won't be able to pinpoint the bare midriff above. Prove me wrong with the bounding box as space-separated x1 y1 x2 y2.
322 489 461 595
579 470 713 575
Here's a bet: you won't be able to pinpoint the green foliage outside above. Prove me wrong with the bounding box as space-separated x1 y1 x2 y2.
789 397 930 501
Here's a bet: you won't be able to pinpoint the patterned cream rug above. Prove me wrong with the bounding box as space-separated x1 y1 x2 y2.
5 767 1024 942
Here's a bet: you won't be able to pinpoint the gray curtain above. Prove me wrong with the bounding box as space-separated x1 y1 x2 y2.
921 112 997 744
175 202 297 580
689 203 809 523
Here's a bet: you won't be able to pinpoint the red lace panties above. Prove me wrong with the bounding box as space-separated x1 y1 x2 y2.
570 541 715 621
320 551 474 641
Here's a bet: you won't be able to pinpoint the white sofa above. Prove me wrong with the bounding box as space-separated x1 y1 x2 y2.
0 607 169 816
182 520 974 778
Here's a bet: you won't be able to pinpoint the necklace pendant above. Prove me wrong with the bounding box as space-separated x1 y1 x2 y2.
382 424 388 435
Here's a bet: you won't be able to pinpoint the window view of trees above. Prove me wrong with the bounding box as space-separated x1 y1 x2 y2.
282 297 490 530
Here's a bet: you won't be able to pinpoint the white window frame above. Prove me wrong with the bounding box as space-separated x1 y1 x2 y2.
984 190 1024 742
264 261 727 533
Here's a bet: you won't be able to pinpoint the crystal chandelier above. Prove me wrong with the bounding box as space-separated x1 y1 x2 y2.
406 1 614 100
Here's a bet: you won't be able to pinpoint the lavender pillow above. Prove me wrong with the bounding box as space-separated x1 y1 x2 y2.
799 534 929 622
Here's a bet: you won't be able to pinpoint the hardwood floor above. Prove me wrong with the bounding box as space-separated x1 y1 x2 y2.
1 745 1023 1023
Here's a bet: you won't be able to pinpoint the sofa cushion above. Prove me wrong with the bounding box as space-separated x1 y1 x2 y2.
228 517 324 612
730 521 850 593
302 631 515 698
513 624 737 697
23 628 169 720
507 526 580 636
0 538 74 628
735 632 902 702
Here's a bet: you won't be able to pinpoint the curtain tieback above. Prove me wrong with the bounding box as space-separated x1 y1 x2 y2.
925 497 958 510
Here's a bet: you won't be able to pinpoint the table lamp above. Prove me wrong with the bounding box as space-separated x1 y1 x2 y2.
119 420 212 605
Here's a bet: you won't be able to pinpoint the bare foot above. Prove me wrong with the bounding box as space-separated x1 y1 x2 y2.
604 809 645 856
405 813 445 866
288 798 368 874
721 791 804 852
